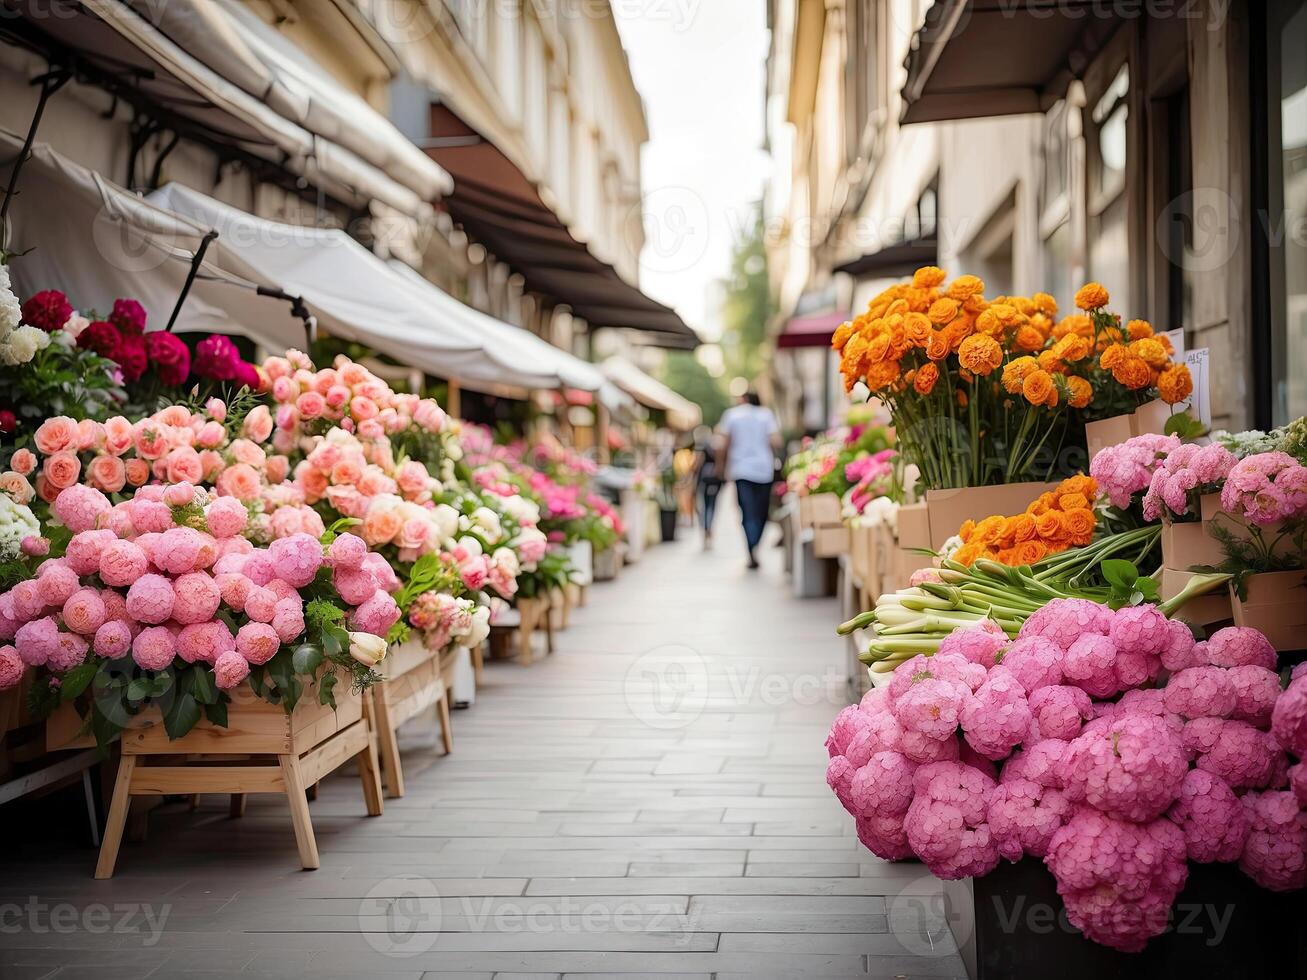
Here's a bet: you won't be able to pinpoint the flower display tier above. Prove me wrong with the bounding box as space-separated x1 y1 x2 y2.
96 684 382 878
370 636 453 799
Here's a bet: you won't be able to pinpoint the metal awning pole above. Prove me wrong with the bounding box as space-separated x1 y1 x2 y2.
164 230 218 332
0 68 72 244
255 285 316 349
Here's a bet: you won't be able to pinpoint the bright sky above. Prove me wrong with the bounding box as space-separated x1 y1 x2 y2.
613 2 772 344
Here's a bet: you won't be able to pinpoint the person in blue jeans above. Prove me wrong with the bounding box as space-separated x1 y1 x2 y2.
718 390 781 569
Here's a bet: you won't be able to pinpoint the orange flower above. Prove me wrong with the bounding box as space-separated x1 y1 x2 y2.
903 312 933 348
1129 338 1170 369
957 334 1003 375
1111 356 1153 390
1059 475 1098 500
1099 344 1130 371
1002 356 1039 394
1053 314 1093 339
989 303 1020 328
1014 540 1048 565
1075 282 1110 310
972 515 1005 544
928 297 961 325
1022 370 1056 406
1014 325 1045 352
947 274 985 300
914 362 940 395
953 541 988 567
1062 508 1096 545
865 360 901 390
975 308 1003 337
1037 350 1068 375
1032 292 1058 316
1058 492 1090 512
913 266 947 289
1126 318 1154 340
1008 513 1038 542
1052 334 1091 362
959 519 976 543
832 321 854 351
1035 510 1065 541
926 330 952 361
1157 364 1194 404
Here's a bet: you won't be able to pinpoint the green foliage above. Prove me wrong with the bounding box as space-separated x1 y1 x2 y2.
719 203 773 383
0 334 121 462
1164 410 1206 440
517 549 574 599
659 351 729 427
1099 558 1160 609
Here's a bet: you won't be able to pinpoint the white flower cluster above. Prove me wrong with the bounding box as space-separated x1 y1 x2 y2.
0 493 39 560
850 495 900 532
0 266 51 367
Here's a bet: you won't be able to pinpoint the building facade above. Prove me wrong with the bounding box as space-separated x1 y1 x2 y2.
766 0 1305 434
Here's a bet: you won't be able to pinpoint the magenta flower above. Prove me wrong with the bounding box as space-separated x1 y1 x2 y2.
1167 769 1249 863
1239 790 1307 892
987 778 1072 860
1061 714 1187 822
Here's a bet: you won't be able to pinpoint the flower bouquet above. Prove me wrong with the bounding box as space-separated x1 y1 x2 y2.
826 603 1306 954
948 475 1100 568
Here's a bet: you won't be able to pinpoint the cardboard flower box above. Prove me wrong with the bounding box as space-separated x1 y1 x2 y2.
899 483 1064 552
812 523 850 558
798 492 842 528
93 684 382 878
1159 520 1225 570
1160 566 1232 627
1084 399 1173 459
850 522 873 583
1231 570 1307 653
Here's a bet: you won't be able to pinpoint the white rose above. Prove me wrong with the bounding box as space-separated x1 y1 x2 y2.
467 605 491 646
430 503 459 541
471 506 502 539
347 631 389 668
1 325 49 365
0 265 21 334
457 535 484 558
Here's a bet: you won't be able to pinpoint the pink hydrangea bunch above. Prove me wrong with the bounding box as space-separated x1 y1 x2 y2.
1089 433 1181 510
825 602 1306 953
1141 442 1237 521
0 483 397 698
1219 451 1307 526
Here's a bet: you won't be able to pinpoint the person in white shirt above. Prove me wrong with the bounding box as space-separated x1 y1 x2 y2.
718 391 781 569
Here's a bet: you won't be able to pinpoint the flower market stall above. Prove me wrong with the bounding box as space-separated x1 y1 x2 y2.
822 267 1307 975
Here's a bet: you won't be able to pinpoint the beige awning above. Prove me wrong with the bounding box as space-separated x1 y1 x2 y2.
601 357 702 431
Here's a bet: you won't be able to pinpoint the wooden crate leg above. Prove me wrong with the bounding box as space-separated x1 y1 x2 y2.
188 794 201 810
82 769 100 849
437 690 453 755
95 756 136 880
544 602 555 655
471 643 484 686
277 756 320 871
518 603 536 666
306 781 319 802
355 731 385 818
229 794 246 818
372 689 404 799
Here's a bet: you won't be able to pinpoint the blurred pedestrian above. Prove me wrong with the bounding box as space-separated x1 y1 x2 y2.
718 390 780 569
692 425 723 549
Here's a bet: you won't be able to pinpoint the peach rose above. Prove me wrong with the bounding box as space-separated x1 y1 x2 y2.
43 451 82 490
396 519 430 551
312 369 338 395
124 459 151 487
133 423 169 460
36 474 60 504
361 506 403 546
86 454 127 494
102 417 134 456
33 416 78 455
205 397 227 422
0 471 35 504
356 469 393 497
9 449 36 476
77 419 105 451
331 459 363 487
243 405 273 443
357 419 384 441
158 405 191 427
298 467 329 502
296 391 326 419
262 356 291 381
165 446 204 485
217 462 261 502
197 420 226 449
229 439 266 469
339 362 368 385
200 451 226 481
265 455 290 485
325 485 368 519
272 376 297 404
349 396 379 422
326 385 351 409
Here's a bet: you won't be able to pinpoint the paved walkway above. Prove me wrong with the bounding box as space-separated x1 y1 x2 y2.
0 501 964 979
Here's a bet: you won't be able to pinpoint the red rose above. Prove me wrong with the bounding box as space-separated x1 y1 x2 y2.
0 409 15 434
230 360 262 392
116 333 148 382
145 331 191 386
21 290 73 332
76 320 122 361
109 298 148 336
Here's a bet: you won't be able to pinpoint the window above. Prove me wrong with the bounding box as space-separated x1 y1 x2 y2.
1260 0 1307 424
1040 101 1074 313
1088 64 1131 314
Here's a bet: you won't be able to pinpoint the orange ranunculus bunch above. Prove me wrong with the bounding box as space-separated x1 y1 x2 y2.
831 267 1086 489
951 475 1100 567
1068 283 1194 419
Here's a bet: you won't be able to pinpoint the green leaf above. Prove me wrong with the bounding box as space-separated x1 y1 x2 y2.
318 671 338 708
126 678 151 702
162 693 202 740
148 673 174 699
1100 559 1138 589
59 662 99 701
190 667 217 706
291 643 324 675
203 699 228 728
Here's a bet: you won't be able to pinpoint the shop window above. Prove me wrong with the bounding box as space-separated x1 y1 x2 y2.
1259 0 1307 424
1088 64 1131 313
1040 101 1074 313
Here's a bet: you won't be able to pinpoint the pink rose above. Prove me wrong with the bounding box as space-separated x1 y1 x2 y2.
42 451 81 491
85 454 127 493
242 405 273 443
102 417 134 456
33 417 78 455
9 448 36 476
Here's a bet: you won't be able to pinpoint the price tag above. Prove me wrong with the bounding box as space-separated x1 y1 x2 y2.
1162 328 1186 362
1183 348 1211 427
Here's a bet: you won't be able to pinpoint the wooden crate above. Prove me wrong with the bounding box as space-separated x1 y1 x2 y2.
1232 571 1307 653
94 683 382 878
798 492 842 527
370 639 452 799
515 595 555 665
812 524 850 558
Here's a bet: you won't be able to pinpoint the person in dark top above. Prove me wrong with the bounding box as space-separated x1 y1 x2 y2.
693 425 723 549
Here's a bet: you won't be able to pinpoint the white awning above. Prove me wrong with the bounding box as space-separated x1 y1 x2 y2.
0 129 303 352
6 0 448 220
121 0 450 204
149 183 607 393
601 357 703 431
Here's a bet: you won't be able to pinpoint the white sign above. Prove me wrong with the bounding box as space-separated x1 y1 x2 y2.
1162 328 1186 363
1184 348 1211 428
